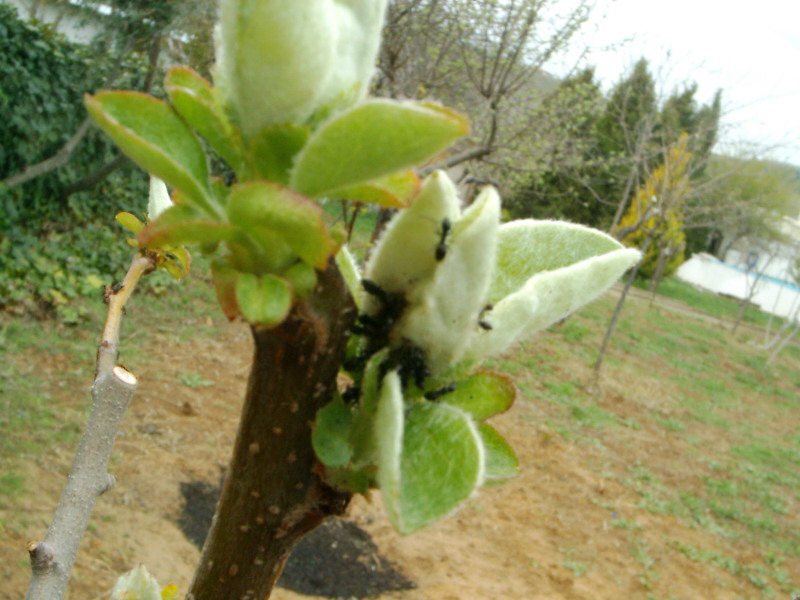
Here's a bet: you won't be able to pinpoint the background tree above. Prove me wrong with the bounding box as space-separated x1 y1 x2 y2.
377 0 594 186
615 133 692 283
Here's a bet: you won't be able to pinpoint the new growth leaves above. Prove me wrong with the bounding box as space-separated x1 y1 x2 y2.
86 66 468 328
314 170 640 533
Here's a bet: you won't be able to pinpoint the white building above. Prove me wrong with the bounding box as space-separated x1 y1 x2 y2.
677 213 800 321
4 0 105 44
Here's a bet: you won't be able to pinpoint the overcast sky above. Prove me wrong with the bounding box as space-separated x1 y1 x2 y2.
551 0 800 166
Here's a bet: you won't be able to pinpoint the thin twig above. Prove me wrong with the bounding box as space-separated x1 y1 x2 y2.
26 251 155 600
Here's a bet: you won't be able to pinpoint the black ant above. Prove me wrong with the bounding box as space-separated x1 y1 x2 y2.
435 218 452 261
424 383 456 401
342 385 361 406
478 303 493 330
380 340 430 391
102 281 125 303
347 279 408 373
351 279 406 342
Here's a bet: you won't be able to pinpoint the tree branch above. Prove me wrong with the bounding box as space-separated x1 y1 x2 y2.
187 259 357 600
26 251 155 600
1 119 93 188
419 145 492 176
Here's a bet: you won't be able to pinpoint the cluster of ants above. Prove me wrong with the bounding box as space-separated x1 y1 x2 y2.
343 218 493 405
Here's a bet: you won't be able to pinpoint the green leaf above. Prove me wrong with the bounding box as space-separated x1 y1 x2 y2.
489 220 628 303
313 397 354 468
479 423 520 483
235 272 292 327
467 228 640 363
162 246 191 280
248 123 310 185
282 261 317 299
116 211 144 234
377 378 484 534
139 204 239 248
165 66 246 175
291 99 469 198
211 259 240 321
335 246 362 308
443 371 516 421
227 182 333 269
85 91 217 218
328 170 420 208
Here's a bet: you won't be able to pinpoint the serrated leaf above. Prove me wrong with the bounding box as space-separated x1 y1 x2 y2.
479 423 519 483
139 204 238 248
291 100 469 198
227 182 333 269
235 272 292 327
313 397 354 468
329 170 420 208
116 211 144 234
248 123 310 184
85 91 217 218
443 371 515 421
378 382 485 534
165 66 246 175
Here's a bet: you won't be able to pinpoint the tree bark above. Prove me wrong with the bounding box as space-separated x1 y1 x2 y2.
187 260 357 600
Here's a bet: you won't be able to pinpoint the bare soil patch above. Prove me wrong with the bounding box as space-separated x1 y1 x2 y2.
1 291 798 599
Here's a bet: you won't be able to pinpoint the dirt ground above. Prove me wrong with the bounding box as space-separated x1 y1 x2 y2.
1 292 797 599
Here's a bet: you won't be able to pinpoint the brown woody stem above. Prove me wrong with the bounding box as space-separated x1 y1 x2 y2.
187 260 357 600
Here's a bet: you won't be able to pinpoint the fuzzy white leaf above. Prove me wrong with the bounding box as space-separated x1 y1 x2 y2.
399 185 500 372
216 0 387 137
467 247 641 363
335 245 362 308
146 176 172 221
375 370 404 529
110 564 162 600
364 170 460 304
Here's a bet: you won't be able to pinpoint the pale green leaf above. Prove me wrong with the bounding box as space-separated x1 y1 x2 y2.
394 402 484 534
328 170 420 208
138 205 238 248
489 220 628 303
116 211 144 234
110 565 162 600
165 66 246 175
248 123 310 184
235 273 292 328
468 245 641 363
313 397 354 468
479 423 520 483
85 92 217 218
335 245 362 308
282 261 317 299
227 182 333 269
378 385 485 534
399 185 500 372
442 371 516 421
291 100 469 198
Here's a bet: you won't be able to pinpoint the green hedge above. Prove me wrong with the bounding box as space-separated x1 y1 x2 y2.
0 3 156 232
